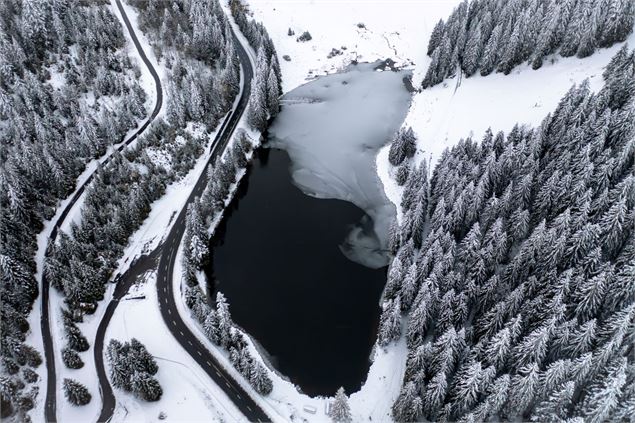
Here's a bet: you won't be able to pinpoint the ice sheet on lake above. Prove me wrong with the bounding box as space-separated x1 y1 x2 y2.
269 61 412 268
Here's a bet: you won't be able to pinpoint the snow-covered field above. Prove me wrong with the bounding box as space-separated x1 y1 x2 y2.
247 0 458 92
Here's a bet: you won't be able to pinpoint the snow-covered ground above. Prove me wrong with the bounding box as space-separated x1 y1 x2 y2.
246 0 458 92
29 0 635 420
105 272 244 422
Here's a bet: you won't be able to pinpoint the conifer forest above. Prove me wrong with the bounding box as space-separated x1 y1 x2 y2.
0 0 633 422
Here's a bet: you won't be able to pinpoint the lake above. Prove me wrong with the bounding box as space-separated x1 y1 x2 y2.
205 61 412 395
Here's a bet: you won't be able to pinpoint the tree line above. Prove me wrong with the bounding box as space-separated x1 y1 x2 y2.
229 0 282 132
383 45 634 422
423 0 635 88
177 3 283 396
178 128 274 396
135 0 241 129
0 0 149 418
186 289 274 396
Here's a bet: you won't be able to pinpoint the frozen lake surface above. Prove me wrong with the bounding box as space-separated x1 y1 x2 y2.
206 62 412 395
270 61 412 268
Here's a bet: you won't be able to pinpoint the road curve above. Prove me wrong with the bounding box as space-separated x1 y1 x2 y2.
93 4 271 423
40 0 163 421
151 34 272 422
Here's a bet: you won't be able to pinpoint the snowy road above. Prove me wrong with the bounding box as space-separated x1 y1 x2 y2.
148 24 271 423
91 1 270 422
40 0 164 420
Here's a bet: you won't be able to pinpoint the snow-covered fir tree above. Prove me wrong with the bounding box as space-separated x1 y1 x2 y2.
388 127 418 166
106 338 162 402
184 286 274 396
329 387 352 423
250 361 274 395
384 46 635 422
182 200 209 285
231 0 281 131
216 292 233 349
63 379 91 406
248 46 281 131
61 348 84 370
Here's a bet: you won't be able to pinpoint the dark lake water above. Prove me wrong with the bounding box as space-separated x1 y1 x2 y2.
205 62 412 396
205 147 388 396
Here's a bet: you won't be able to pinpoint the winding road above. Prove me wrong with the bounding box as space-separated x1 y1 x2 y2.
41 0 163 420
92 1 270 422
42 0 268 421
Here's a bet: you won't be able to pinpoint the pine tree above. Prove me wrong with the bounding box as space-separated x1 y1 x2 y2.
203 310 221 345
249 361 273 395
131 371 163 402
479 24 501 76
61 347 84 369
532 381 575 422
462 27 482 76
497 20 523 75
329 387 352 422
63 379 91 406
392 381 421 422
216 292 233 349
506 363 540 417
247 48 269 131
578 357 627 423
106 338 162 401
266 64 280 118
65 319 89 352
428 20 446 56
378 297 401 346
451 360 485 416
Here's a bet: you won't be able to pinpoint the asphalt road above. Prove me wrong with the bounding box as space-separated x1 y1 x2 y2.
92 2 271 422
148 21 272 423
41 0 163 420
